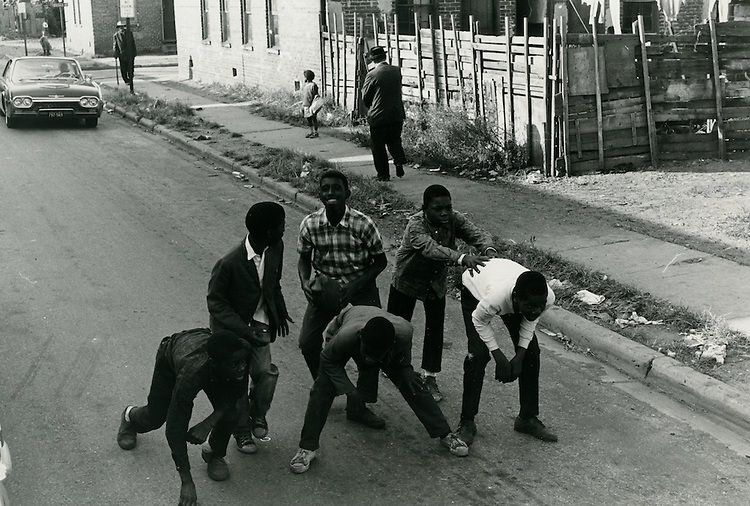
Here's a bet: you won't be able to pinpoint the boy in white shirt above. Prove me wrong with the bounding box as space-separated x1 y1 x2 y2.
457 258 558 445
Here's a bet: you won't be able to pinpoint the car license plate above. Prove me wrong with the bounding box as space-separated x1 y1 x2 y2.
49 111 64 118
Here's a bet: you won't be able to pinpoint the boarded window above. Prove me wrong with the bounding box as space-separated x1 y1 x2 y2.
241 0 251 45
266 0 278 48
200 0 209 40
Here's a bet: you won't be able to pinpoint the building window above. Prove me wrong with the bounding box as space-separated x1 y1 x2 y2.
396 0 434 35
76 0 82 24
266 0 278 48
622 0 659 33
200 0 209 39
241 0 251 45
71 2 77 24
220 0 230 42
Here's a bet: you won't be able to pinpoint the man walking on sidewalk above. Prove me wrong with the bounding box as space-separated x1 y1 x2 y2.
116 328 248 506
113 20 137 87
207 202 292 455
457 258 558 446
362 46 407 182
289 305 469 474
297 170 388 429
387 184 497 403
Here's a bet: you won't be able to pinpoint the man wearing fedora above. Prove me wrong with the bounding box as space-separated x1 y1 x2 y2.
361 46 407 182
113 20 137 87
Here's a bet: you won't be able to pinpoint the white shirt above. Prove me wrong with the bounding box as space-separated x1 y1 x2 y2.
462 258 555 351
246 235 269 325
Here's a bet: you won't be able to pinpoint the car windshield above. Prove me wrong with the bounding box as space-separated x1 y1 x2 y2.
12 59 82 81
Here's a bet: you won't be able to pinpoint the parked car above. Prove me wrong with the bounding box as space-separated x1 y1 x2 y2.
0 56 103 128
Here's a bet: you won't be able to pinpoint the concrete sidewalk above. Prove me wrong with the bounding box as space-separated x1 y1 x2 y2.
102 76 750 435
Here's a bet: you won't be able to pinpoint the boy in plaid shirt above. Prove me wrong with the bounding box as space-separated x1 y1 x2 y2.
297 170 388 428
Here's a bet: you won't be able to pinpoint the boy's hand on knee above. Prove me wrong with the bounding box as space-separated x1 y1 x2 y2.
491 350 513 383
186 420 212 445
509 349 526 381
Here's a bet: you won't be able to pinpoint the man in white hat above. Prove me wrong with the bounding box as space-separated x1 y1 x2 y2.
113 20 137 86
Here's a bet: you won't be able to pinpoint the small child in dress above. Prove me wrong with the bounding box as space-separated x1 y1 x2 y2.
301 70 320 138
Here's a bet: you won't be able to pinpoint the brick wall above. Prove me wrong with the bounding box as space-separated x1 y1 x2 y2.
175 0 322 91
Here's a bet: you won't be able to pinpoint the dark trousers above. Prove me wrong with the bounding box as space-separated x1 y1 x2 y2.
298 281 381 410
129 337 237 458
460 287 540 422
369 121 406 178
387 285 446 373
299 363 451 451
118 56 135 83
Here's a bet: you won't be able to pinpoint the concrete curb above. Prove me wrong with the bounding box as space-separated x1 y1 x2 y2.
81 62 178 71
106 99 750 436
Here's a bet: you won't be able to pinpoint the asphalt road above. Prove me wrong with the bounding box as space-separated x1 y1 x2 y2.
2 109 750 505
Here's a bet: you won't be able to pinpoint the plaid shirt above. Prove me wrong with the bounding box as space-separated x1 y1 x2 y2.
298 206 384 284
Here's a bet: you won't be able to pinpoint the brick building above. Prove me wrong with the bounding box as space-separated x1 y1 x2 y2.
64 0 176 57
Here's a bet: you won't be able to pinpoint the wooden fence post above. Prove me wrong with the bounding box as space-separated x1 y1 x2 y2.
542 17 549 177
450 14 466 110
439 15 450 107
334 15 341 106
550 17 558 177
504 16 515 139
469 15 479 115
328 16 336 102
429 15 440 104
414 11 424 103
709 18 727 160
524 18 531 163
342 13 348 110
394 14 401 67
372 13 378 47
591 22 604 169
319 12 327 97
352 13 359 116
637 15 658 168
560 22 570 176
383 13 391 59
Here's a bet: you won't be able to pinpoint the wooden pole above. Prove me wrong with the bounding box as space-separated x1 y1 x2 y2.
451 14 466 110
372 13 378 47
469 15 479 115
501 76 508 142
504 16 515 139
415 11 424 103
439 15 450 107
478 50 486 117
352 13 359 115
383 13 391 60
709 18 727 160
334 14 341 106
493 78 501 135
550 17 558 177
524 18 532 163
560 23 570 176
637 15 658 168
328 16 336 102
429 15 440 104
319 12 327 97
591 22 605 169
342 13 348 110
394 14 401 67
542 17 550 177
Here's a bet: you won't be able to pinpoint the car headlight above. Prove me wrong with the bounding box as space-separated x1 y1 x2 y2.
12 96 33 108
80 97 99 108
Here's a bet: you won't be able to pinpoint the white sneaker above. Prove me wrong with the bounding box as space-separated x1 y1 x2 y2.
289 448 316 474
440 433 469 457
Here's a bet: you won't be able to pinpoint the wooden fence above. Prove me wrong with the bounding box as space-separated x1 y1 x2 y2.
321 13 549 166
553 19 750 175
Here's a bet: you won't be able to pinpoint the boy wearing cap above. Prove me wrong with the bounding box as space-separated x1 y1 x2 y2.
289 305 469 474
361 45 407 181
113 20 136 85
207 201 292 455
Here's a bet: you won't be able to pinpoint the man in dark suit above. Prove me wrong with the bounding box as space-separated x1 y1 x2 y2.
361 45 407 181
207 201 292 455
113 20 137 88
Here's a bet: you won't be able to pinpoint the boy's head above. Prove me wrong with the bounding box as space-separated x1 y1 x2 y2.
304 70 315 82
422 184 452 226
318 170 351 211
513 271 549 321
206 330 248 381
359 317 395 365
246 201 286 245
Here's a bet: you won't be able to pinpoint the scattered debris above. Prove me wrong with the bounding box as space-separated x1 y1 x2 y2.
615 311 664 328
679 329 728 364
243 184 254 189
525 170 543 184
231 171 248 181
574 289 605 305
300 161 312 178
194 133 211 141
548 278 572 291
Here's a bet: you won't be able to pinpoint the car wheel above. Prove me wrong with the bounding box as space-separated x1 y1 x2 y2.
5 111 16 128
85 117 98 128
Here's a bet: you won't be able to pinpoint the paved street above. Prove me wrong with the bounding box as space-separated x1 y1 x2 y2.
2 104 750 505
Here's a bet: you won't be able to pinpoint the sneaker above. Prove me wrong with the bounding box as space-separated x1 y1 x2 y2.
395 164 405 177
346 407 386 429
117 406 137 450
251 416 268 439
289 448 317 474
440 433 469 457
201 446 230 481
310 132 319 138
424 376 443 402
305 132 313 138
514 416 558 442
456 419 477 447
235 433 258 454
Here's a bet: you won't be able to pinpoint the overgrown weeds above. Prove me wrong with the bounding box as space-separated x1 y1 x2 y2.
106 88 202 130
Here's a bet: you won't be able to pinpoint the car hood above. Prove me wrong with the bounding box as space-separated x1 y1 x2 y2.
8 80 101 97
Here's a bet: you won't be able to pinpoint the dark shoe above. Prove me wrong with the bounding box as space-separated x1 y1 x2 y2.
201 446 230 481
456 419 477 446
514 416 558 442
347 407 386 429
309 132 319 138
395 164 405 177
235 433 258 454
440 433 469 457
251 416 268 439
374 175 391 182
117 406 137 450
305 132 313 138
424 376 443 402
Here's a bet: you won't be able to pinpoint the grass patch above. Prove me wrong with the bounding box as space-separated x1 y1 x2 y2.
105 88 204 131
725 209 750 241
